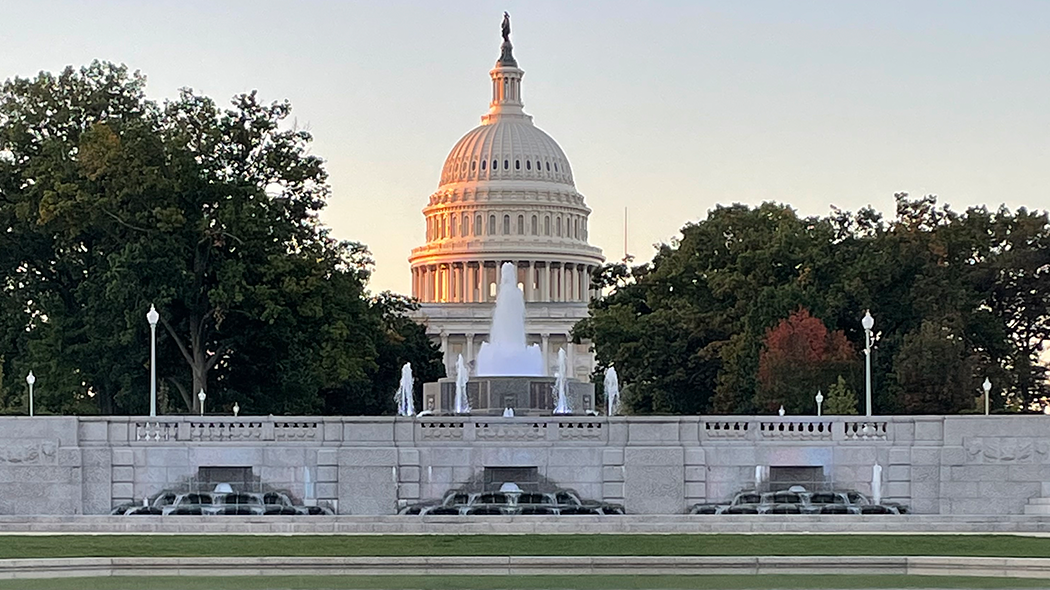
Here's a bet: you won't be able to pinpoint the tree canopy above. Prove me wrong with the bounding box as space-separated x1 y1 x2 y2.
0 62 442 415
577 195 1050 415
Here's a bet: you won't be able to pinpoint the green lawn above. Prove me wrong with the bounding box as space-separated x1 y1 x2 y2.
0 534 1047 559
0 574 1047 590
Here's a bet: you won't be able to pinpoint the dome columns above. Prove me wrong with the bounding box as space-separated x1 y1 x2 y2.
411 259 598 304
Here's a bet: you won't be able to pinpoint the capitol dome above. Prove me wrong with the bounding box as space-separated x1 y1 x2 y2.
408 14 603 385
439 121 574 188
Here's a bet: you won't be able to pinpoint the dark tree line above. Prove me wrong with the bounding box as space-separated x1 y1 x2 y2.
0 62 443 415
576 195 1050 415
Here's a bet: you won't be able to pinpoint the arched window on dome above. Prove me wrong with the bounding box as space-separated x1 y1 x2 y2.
503 160 509 170
503 215 510 235
515 160 520 170
488 215 496 235
442 215 448 239
544 215 550 236
531 215 538 235
481 159 487 171
450 215 457 238
461 213 469 237
517 215 524 234
526 160 531 171
556 216 562 237
582 218 588 240
471 160 476 171
474 214 482 236
554 162 559 172
545 161 551 172
492 159 498 171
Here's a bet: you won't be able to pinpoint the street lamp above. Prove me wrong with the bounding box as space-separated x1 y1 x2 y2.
197 389 206 417
815 389 824 417
982 377 991 416
862 310 875 417
146 304 159 417
26 371 35 417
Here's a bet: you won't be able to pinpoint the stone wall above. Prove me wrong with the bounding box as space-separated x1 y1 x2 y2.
1 414 1048 516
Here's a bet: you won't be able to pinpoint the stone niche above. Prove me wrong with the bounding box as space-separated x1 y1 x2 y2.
423 376 594 416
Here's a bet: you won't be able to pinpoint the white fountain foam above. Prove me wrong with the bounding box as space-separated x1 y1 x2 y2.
454 354 471 414
475 262 544 376
604 366 620 416
396 362 415 416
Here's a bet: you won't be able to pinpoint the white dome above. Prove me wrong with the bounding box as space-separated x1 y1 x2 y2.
439 120 575 187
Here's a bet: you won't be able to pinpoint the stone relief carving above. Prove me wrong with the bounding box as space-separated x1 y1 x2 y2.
0 441 57 464
964 438 1050 463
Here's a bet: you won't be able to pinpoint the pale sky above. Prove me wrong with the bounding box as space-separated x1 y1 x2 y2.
2 1 1048 294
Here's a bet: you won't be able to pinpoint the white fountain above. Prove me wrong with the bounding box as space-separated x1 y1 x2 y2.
396 362 415 416
604 366 620 416
553 349 571 414
475 263 544 376
453 354 471 414
871 463 883 505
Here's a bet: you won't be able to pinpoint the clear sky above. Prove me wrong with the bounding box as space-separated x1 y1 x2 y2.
3 1 1048 294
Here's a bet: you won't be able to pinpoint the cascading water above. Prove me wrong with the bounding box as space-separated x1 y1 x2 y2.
396 362 415 416
553 348 571 414
604 366 620 416
454 354 471 414
872 463 883 505
475 262 544 376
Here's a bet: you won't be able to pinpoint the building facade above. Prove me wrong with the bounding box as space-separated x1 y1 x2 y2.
408 20 604 380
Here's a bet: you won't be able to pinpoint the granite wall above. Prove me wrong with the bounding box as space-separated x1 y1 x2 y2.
1 414 1048 516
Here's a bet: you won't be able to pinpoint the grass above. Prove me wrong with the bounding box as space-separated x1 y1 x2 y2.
0 575 1047 590
0 534 1047 559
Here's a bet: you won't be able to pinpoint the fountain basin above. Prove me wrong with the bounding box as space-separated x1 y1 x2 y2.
423 376 594 416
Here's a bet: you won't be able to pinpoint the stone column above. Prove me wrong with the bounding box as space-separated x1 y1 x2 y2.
479 263 489 303
457 262 466 303
440 332 450 372
526 261 536 302
541 333 550 376
541 263 551 302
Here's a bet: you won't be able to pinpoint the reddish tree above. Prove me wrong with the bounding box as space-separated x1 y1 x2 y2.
756 308 858 414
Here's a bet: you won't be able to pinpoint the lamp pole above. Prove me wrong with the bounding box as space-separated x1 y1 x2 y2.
862 310 875 417
815 389 824 417
26 371 35 417
147 305 159 417
197 389 206 417
983 377 991 416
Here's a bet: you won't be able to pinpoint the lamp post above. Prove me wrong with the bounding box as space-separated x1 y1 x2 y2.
982 377 991 416
862 310 875 417
26 371 35 417
146 304 159 417
197 389 206 417
815 389 824 417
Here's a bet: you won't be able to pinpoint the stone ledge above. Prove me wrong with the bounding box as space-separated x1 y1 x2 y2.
0 555 1048 579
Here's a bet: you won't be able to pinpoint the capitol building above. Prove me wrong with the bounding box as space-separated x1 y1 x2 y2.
409 17 604 381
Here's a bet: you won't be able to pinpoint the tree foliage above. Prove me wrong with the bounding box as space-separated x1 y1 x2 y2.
0 62 441 415
579 195 1050 414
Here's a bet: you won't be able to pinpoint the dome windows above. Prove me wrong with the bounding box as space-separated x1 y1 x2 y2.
515 159 520 170
474 214 482 236
503 215 511 234
526 160 531 171
531 215 538 235
546 162 550 171
517 215 524 234
481 160 487 171
503 159 509 170
488 215 496 234
471 160 476 171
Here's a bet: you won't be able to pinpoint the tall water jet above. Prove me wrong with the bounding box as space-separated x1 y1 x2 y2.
453 354 471 414
396 363 415 416
475 262 544 376
604 366 620 416
553 348 571 414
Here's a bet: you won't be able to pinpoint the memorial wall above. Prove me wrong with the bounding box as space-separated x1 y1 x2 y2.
1 415 1048 516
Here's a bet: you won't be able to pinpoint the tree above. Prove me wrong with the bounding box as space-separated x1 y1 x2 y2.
824 375 859 415
755 308 858 414
893 319 978 413
0 62 441 415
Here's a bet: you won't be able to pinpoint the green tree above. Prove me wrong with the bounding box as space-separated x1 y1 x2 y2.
823 375 859 415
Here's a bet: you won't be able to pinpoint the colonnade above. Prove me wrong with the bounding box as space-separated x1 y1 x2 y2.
411 260 599 303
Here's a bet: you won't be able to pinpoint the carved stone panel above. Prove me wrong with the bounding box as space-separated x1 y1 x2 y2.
964 438 1050 463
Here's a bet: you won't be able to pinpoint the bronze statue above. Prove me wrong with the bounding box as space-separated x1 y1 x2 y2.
501 12 511 43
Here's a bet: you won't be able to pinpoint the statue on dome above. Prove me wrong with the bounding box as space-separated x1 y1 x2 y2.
501 12 511 43
497 12 517 67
